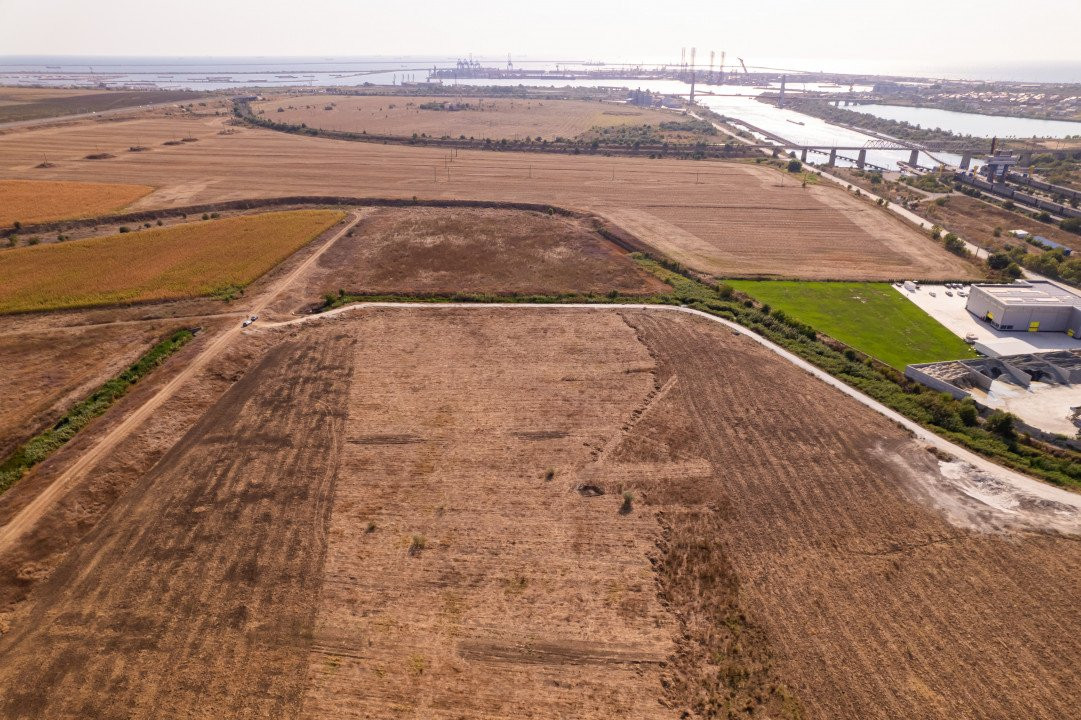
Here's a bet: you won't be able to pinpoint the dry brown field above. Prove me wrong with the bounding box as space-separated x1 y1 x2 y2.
0 209 344 313
916 193 1080 252
253 94 681 140
0 112 981 281
0 307 1078 718
0 179 152 227
0 322 178 459
281 206 668 305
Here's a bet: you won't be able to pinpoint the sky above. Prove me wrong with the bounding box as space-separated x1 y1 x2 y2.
3 0 1080 79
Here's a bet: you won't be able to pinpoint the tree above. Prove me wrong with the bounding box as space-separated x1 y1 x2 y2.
988 252 1010 270
1006 262 1023 278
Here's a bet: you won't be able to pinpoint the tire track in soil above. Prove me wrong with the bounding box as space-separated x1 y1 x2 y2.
620 310 1081 720
0 330 354 719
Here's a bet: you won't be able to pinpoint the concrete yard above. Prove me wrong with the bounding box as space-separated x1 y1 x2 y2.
893 283 1081 357
969 380 1081 436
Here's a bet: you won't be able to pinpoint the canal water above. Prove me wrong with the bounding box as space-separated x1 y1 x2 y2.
846 103 1081 140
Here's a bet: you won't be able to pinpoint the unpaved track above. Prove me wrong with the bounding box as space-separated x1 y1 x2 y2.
0 211 361 556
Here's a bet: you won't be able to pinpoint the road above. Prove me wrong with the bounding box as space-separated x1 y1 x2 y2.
0 211 362 555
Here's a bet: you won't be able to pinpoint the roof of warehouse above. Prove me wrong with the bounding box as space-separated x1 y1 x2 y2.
972 280 1081 308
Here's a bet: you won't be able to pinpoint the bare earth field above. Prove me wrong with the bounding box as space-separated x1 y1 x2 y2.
0 322 176 458
0 88 202 125
0 307 1078 718
253 94 680 140
917 193 1080 252
279 206 668 305
0 112 981 281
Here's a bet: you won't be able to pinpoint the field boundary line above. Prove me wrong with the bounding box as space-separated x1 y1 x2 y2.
269 301 1081 511
0 211 363 555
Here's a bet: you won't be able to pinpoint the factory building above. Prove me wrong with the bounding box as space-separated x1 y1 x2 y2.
966 280 1081 335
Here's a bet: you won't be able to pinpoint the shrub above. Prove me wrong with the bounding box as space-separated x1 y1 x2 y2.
943 233 966 255
210 212 220 219
786 159 802 173
988 252 1010 270
118 226 130 233
620 491 634 515
12 221 21 230
1006 262 1023 278
26 236 39 246
408 534 427 556
986 410 1017 439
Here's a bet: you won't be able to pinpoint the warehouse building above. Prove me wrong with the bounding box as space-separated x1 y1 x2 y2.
966 280 1081 335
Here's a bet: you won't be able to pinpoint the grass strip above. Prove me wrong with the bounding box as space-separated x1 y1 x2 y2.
0 328 194 495
726 280 977 371
632 255 1081 491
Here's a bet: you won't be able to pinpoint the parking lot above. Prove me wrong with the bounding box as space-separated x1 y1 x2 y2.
893 283 1081 357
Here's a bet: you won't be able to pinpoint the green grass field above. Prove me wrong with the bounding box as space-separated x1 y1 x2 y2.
727 281 977 370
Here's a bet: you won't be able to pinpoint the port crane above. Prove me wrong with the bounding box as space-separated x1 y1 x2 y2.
737 57 749 74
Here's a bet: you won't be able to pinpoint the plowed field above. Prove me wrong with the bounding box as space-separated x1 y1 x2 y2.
0 112 981 280
0 308 1078 718
253 94 679 140
289 206 668 302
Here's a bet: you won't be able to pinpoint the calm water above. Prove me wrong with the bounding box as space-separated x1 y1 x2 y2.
846 103 1081 139
1 55 1036 169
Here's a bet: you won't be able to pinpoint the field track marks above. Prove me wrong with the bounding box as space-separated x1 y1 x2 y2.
0 331 354 717
627 311 1081 719
0 211 361 555
269 302 1081 525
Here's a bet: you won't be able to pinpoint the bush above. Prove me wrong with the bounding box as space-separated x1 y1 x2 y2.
988 252 1010 270
620 491 634 515
201 213 210 220
12 221 21 230
986 410 1017 439
1006 262 1023 278
786 159 802 173
1062 218 1081 235
943 233 966 255
26 236 39 246
408 534 426 556
118 226 130 233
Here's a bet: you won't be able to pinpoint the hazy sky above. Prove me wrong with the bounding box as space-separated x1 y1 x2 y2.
3 0 1080 76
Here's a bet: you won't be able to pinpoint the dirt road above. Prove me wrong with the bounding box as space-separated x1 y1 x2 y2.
0 210 361 556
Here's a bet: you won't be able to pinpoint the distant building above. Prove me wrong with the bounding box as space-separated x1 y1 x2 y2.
966 280 1081 335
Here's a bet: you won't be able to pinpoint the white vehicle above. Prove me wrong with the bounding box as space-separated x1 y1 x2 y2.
929 291 937 297
242 318 253 327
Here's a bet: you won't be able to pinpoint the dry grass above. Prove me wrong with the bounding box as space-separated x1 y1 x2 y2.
253 94 681 141
0 179 153 227
0 209 344 313
0 112 983 280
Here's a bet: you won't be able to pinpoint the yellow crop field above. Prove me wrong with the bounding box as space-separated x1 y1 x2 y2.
0 209 344 313
0 179 154 227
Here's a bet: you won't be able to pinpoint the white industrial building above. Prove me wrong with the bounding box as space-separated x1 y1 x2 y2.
965 280 1081 336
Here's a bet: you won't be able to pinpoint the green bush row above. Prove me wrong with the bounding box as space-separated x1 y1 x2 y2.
0 329 195 495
